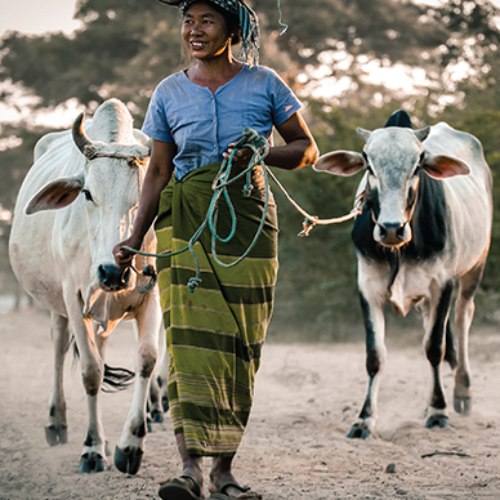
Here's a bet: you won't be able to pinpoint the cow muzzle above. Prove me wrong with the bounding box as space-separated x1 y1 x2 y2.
97 264 131 291
374 221 412 248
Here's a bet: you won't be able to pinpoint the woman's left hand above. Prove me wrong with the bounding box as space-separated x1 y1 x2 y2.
223 144 258 168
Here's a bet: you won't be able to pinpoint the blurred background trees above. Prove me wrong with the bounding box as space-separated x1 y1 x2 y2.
1 0 500 336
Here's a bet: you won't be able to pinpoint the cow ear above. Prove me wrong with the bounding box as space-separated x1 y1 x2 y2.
313 151 366 176
25 178 83 215
422 154 470 179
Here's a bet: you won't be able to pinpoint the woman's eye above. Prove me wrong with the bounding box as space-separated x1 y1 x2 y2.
82 189 93 202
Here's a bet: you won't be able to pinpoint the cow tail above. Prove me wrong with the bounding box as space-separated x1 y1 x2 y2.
102 365 135 393
71 335 135 392
444 319 458 369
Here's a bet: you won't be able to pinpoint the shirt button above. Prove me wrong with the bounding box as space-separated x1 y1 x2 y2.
210 95 214 99
213 144 217 148
212 119 216 123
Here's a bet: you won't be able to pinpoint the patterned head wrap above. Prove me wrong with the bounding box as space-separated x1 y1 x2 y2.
166 0 260 66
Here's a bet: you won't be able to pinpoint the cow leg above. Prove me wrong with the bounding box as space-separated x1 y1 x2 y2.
45 312 71 446
114 291 161 475
136 320 163 427
454 263 484 414
423 280 454 429
155 327 170 413
347 291 386 439
148 369 163 425
65 298 108 473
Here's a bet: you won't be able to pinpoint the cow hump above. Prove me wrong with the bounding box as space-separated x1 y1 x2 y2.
384 110 413 129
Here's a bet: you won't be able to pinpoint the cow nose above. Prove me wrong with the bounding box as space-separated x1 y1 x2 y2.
378 222 407 245
98 264 130 290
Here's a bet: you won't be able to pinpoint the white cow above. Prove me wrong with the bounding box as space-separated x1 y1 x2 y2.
9 99 162 474
314 110 492 438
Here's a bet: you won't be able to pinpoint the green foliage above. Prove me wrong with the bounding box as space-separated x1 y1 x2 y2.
254 0 444 65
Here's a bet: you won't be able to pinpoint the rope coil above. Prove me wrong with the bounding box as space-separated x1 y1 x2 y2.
123 128 362 292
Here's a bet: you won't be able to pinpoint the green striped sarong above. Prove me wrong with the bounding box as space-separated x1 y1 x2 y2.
155 162 278 456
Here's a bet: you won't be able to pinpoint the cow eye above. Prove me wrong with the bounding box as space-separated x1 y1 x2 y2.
362 152 374 175
82 189 94 202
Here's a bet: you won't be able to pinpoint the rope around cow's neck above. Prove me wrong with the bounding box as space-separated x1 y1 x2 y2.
123 127 361 292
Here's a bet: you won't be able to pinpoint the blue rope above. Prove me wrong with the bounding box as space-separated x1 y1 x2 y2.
276 0 289 36
123 128 269 293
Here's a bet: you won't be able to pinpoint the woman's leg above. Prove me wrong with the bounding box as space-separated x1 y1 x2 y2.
209 455 262 499
159 433 204 496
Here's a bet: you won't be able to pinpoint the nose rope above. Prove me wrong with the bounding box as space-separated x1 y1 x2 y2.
122 127 362 292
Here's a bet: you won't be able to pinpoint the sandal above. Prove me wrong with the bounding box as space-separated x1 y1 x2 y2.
209 481 261 499
158 475 203 500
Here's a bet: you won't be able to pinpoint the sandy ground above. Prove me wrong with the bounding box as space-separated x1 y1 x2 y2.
1 310 500 500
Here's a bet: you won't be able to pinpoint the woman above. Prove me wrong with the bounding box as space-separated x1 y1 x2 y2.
114 1 318 498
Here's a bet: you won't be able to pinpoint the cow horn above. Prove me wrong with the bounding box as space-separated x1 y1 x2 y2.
72 112 95 154
415 126 430 143
356 128 372 143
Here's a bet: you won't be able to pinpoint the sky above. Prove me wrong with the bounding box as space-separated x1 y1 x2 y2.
0 0 81 39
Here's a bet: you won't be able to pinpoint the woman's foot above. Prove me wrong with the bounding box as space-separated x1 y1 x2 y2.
209 458 261 499
159 465 205 499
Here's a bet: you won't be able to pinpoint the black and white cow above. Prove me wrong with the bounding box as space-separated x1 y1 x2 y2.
314 110 492 438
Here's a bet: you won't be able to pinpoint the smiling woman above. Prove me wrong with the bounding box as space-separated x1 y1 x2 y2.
112 1 318 499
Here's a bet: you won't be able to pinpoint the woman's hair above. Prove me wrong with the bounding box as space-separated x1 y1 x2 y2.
183 1 242 46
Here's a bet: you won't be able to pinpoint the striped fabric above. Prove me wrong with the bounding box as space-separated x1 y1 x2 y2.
155 162 278 456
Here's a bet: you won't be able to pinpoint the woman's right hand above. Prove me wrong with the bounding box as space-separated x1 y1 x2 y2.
113 236 142 269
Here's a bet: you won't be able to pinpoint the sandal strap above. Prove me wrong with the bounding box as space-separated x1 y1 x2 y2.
179 475 202 497
220 481 251 494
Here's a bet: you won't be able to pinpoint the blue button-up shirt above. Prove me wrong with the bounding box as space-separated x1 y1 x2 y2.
142 65 302 179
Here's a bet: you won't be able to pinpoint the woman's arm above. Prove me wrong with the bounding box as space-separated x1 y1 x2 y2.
113 139 176 268
223 111 318 170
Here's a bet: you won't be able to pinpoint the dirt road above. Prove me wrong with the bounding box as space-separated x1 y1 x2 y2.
0 310 499 499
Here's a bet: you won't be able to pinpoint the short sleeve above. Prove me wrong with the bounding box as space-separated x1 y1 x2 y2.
142 84 173 143
269 71 302 126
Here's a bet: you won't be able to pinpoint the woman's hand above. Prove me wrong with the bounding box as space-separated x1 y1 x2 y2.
223 144 263 168
113 236 142 269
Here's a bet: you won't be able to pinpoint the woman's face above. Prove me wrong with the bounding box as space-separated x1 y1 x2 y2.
182 2 231 61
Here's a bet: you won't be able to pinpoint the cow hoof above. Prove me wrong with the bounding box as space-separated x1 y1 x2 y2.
146 416 153 433
346 422 372 439
454 395 471 415
45 424 68 446
162 395 169 413
79 452 107 473
425 414 449 429
151 408 164 423
114 445 144 475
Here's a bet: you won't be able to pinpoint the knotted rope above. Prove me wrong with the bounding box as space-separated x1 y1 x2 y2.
123 128 362 292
